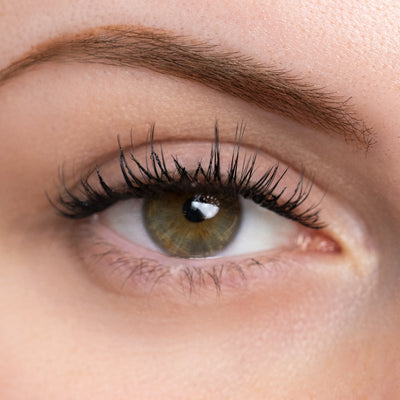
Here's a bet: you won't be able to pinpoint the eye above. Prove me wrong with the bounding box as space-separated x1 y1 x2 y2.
52 125 339 301
143 192 242 258
102 192 299 259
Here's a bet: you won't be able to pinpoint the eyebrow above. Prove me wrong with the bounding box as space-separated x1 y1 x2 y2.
0 26 374 149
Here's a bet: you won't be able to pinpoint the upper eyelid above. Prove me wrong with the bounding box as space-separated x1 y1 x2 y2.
50 125 325 229
0 25 375 150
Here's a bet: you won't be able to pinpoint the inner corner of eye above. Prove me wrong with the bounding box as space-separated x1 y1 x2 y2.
233 196 340 256
294 227 341 255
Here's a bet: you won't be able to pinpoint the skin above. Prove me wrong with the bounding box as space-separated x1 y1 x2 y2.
0 1 399 399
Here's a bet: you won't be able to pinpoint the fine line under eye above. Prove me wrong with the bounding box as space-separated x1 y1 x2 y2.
49 123 325 229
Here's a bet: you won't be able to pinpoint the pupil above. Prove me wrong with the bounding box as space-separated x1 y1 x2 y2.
182 196 220 223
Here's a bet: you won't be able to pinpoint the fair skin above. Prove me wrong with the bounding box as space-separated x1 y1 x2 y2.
0 1 399 399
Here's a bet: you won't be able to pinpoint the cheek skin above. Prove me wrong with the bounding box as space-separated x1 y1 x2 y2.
0 226 390 400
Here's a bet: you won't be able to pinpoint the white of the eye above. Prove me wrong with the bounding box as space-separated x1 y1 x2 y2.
100 197 299 257
215 198 297 257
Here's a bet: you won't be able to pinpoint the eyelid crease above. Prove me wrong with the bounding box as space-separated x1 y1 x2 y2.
0 25 375 150
49 123 326 230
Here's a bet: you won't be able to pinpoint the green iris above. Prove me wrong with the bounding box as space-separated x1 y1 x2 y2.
143 191 241 258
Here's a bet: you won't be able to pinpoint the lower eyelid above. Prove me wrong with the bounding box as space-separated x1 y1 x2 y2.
73 217 341 304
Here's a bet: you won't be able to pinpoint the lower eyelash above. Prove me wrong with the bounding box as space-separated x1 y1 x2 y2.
73 206 338 300
50 122 325 229
82 229 278 299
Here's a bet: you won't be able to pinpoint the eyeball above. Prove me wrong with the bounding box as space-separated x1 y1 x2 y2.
100 190 300 259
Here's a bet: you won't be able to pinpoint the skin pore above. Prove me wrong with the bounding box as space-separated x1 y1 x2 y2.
0 1 399 399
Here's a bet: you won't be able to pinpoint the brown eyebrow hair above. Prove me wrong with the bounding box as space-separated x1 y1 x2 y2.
0 25 374 149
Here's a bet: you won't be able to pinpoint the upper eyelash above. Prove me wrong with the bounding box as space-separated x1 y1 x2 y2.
50 123 325 229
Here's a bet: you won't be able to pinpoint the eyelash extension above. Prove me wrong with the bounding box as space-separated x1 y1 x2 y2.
51 123 325 229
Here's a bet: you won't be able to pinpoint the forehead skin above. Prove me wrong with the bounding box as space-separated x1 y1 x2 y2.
0 1 400 399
